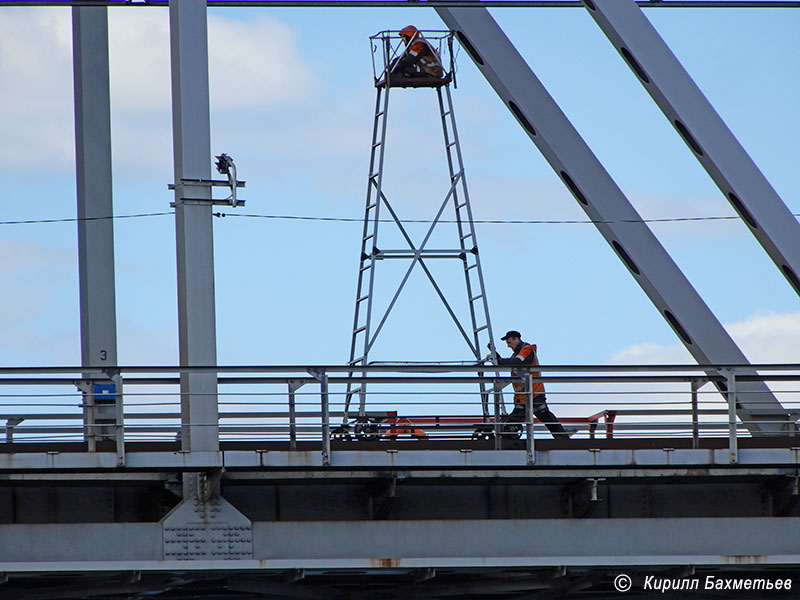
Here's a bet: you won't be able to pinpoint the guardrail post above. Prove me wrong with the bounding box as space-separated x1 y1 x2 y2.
724 368 738 464
5 418 23 443
691 378 700 449
309 369 330 466
110 372 125 467
525 374 534 465
493 381 502 451
288 379 305 451
77 380 96 451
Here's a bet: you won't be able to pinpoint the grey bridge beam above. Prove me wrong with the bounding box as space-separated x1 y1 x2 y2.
583 0 800 296
73 7 118 370
434 7 790 434
169 0 219 451
1 518 798 568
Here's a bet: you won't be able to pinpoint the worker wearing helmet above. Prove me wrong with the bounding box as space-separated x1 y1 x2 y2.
490 330 575 438
390 25 445 79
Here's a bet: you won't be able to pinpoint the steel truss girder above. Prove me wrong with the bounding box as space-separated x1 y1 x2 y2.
1 518 799 568
584 0 800 296
434 7 790 435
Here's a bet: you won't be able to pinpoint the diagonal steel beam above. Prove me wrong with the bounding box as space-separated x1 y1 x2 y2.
435 6 791 435
583 0 800 296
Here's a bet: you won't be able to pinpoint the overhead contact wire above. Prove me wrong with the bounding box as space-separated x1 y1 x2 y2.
3 211 800 226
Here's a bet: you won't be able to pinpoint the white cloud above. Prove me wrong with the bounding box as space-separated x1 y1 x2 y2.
0 238 79 365
0 7 317 173
609 310 800 365
107 9 315 112
608 341 692 365
0 8 74 169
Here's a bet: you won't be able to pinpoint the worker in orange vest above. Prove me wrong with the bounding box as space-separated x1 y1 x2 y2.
390 25 445 79
491 330 575 438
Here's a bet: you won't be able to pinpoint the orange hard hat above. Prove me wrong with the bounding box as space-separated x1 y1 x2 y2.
399 25 418 39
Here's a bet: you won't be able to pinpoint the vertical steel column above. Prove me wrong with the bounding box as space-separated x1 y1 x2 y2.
169 0 219 452
73 7 120 446
435 7 790 436
583 0 800 296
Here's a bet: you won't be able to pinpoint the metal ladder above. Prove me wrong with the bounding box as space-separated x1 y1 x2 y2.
345 80 497 423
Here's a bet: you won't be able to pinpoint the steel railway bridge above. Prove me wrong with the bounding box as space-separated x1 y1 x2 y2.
3 0 800 598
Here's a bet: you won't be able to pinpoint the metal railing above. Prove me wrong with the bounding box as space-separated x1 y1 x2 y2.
1 364 799 466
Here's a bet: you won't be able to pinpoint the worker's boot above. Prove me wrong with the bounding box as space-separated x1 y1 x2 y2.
535 408 574 439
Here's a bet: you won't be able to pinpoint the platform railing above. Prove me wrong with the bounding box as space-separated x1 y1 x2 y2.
0 364 798 466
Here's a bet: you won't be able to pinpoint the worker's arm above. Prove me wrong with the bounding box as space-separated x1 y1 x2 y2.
497 346 537 367
496 354 523 367
391 52 422 73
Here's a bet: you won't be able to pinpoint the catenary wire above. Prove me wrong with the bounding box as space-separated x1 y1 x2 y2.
3 210 800 226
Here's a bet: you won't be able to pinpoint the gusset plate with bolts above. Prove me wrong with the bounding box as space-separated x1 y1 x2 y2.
161 473 253 561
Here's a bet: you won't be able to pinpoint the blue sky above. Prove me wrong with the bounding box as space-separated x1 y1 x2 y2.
1 3 798 372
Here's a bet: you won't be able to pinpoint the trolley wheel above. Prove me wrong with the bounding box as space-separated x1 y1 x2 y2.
354 418 381 441
472 425 495 441
331 425 353 441
502 423 523 439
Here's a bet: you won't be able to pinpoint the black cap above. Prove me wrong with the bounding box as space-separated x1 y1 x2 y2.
500 330 521 341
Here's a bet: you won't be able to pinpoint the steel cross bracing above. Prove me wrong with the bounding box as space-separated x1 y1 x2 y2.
435 6 793 436
345 48 496 424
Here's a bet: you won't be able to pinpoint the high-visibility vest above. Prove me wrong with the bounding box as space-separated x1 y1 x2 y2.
405 35 444 77
509 343 545 403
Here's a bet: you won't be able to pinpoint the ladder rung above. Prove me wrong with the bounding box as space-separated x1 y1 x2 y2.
470 294 483 302
466 264 478 271
456 202 467 209
461 233 473 241
360 264 372 271
357 295 369 303
348 356 365 365
363 234 374 241
354 326 367 335
475 325 488 333
376 111 385 117
366 203 377 210
442 111 451 117
372 142 382 148
447 141 457 148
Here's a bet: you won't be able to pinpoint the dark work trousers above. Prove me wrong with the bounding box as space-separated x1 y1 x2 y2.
503 394 570 438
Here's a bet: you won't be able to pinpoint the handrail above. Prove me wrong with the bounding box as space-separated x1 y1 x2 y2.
0 364 798 466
